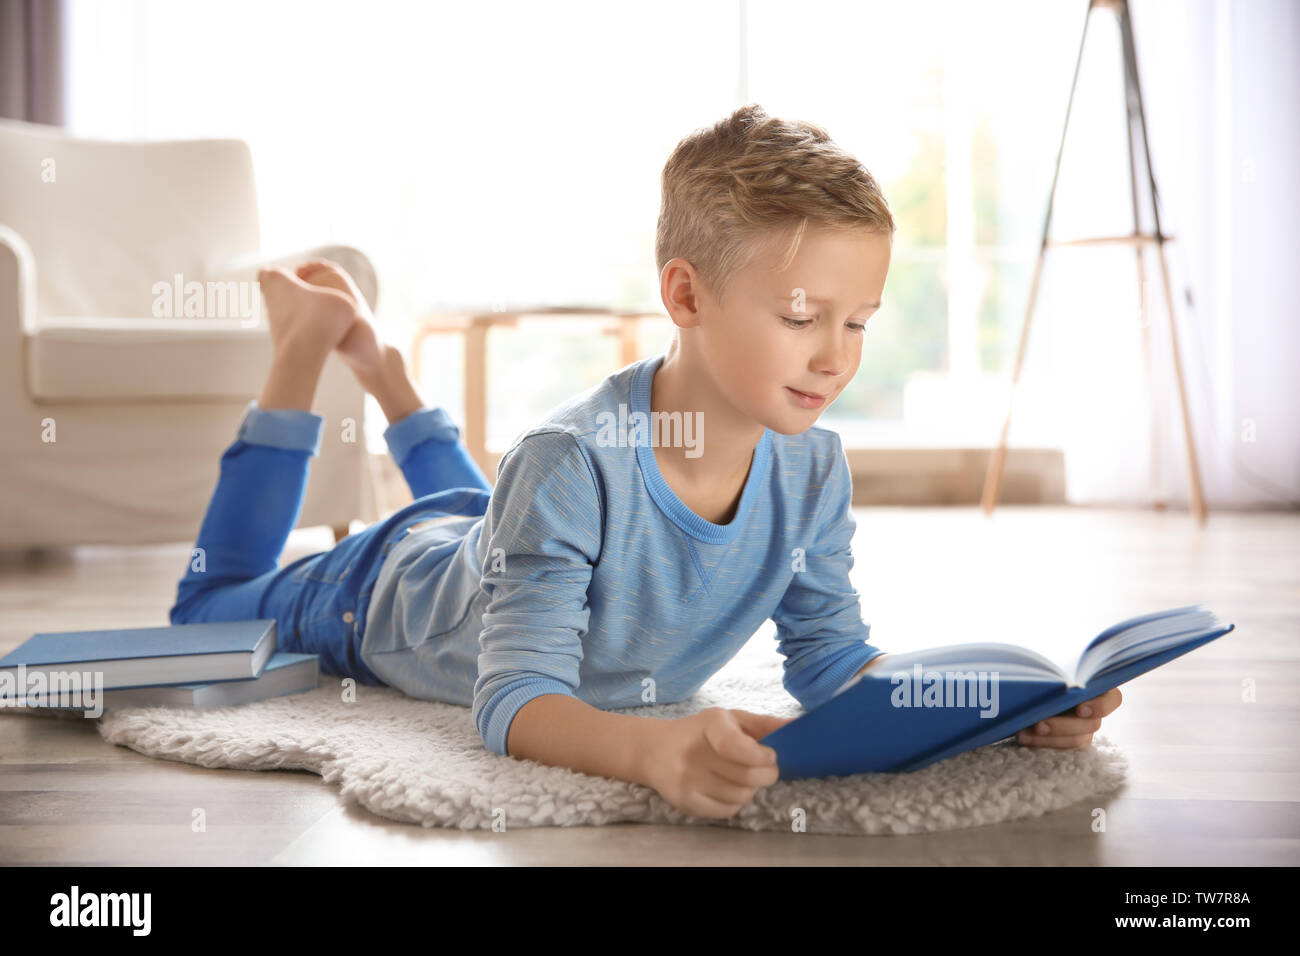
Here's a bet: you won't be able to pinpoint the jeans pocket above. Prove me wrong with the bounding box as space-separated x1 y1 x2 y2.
292 577 362 675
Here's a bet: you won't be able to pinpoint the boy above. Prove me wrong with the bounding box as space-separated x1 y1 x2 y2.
171 104 1120 820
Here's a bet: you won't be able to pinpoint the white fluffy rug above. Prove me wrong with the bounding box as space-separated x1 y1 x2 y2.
83 647 1128 832
40 645 1129 836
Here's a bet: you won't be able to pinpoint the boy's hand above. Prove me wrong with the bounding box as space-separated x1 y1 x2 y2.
1016 687 1123 749
641 708 794 819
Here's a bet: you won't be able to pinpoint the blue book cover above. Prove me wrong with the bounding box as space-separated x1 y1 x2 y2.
95 652 319 711
760 605 1235 780
0 619 277 694
7 652 320 712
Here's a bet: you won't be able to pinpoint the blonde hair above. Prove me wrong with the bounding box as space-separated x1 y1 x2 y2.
655 103 895 306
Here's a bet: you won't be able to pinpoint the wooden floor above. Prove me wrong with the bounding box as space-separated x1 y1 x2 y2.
1 506 1296 865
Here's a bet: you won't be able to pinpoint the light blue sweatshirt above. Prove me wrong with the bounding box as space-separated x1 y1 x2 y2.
359 352 886 755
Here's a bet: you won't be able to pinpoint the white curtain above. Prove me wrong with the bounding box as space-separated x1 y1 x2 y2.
1045 0 1299 508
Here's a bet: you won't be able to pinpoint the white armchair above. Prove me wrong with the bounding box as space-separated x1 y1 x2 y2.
0 118 378 549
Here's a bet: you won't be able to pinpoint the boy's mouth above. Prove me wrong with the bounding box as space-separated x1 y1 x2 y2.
785 386 826 409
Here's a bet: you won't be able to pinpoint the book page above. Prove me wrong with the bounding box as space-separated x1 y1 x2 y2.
864 591 1145 684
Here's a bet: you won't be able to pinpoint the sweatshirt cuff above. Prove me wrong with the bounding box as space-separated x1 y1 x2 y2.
825 644 889 699
237 400 323 455
477 677 576 756
384 407 462 467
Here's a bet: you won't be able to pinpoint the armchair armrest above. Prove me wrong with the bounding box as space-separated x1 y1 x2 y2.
0 224 38 334
0 225 38 404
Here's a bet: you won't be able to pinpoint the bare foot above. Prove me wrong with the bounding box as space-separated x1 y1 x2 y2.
295 260 387 378
294 259 423 424
296 259 371 316
254 267 359 411
257 266 356 357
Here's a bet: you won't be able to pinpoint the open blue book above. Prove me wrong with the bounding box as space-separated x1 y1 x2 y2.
761 604 1235 781
0 619 277 695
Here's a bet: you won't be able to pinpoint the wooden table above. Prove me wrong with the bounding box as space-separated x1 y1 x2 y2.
410 306 666 478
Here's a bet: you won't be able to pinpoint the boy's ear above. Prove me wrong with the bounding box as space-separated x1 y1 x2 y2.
661 258 706 328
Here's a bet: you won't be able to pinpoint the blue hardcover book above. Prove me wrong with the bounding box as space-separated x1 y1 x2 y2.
0 620 277 695
77 652 318 711
760 604 1235 780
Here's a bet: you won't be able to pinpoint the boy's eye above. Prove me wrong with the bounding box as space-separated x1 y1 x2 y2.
780 315 868 333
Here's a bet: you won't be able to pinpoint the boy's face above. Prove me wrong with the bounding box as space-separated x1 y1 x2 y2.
686 226 892 435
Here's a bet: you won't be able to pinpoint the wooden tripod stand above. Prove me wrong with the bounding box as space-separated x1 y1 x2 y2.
979 0 1207 524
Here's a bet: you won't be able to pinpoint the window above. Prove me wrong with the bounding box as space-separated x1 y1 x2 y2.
748 0 1141 448
66 0 1142 453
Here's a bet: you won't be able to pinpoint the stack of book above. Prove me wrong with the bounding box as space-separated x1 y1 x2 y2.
0 620 319 713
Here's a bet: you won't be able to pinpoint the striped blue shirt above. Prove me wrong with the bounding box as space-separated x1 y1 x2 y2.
359 352 886 755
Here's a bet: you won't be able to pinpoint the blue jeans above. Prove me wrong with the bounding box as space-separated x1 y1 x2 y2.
169 401 492 685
